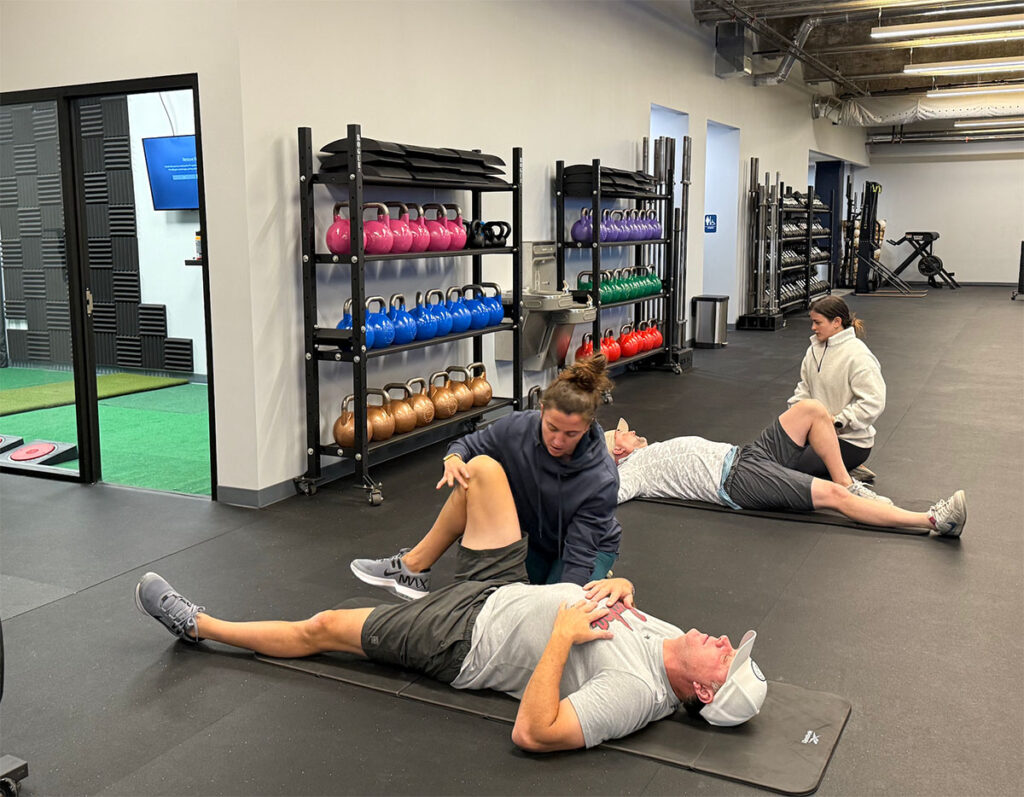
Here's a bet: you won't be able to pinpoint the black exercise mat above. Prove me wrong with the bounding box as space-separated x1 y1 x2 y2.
635 496 930 535
255 651 850 795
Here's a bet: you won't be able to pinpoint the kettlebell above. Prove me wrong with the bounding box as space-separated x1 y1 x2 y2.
465 219 487 249
599 209 618 242
575 332 594 361
483 220 511 248
422 203 452 251
600 328 621 362
409 291 438 341
365 295 395 348
383 383 418 435
648 209 663 239
446 286 473 333
384 202 414 255
480 282 505 326
336 297 353 331
333 394 373 448
618 324 639 358
326 201 363 256
426 288 453 336
445 365 475 412
366 389 396 441
336 297 375 350
429 371 458 419
362 203 394 255
570 208 592 243
467 362 492 406
405 377 436 427
387 293 417 345
635 321 653 352
650 319 665 349
462 284 491 330
407 203 431 253
443 204 468 250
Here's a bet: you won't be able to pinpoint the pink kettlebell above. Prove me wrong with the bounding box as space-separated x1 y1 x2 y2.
362 202 394 255
422 202 452 252
406 203 431 253
326 201 364 255
443 203 467 251
385 201 414 255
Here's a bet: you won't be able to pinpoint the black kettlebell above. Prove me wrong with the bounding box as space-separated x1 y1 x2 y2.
483 220 511 248
465 219 487 249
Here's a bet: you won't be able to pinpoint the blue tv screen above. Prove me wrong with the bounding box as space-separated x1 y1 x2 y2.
142 135 199 211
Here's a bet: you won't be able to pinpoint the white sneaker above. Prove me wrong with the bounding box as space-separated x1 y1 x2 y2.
849 464 876 483
929 490 967 537
846 479 894 506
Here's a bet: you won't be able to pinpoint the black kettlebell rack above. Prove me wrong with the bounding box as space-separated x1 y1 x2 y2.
295 125 524 503
553 136 689 389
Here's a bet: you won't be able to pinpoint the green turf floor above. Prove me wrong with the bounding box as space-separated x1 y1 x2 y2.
0 367 74 390
1 372 188 415
0 383 211 496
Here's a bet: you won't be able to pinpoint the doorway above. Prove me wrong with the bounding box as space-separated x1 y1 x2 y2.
702 120 741 321
0 76 216 497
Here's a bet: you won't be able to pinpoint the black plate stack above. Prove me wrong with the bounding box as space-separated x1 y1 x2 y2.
561 164 659 198
317 137 508 185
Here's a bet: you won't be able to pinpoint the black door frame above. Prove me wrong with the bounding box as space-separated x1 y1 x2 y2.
1 74 218 499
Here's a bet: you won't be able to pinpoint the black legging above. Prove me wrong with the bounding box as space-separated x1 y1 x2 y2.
791 439 871 479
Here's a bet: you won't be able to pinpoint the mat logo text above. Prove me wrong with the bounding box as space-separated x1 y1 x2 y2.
801 730 820 745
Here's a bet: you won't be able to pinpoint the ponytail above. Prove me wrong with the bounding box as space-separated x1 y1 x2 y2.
540 354 613 422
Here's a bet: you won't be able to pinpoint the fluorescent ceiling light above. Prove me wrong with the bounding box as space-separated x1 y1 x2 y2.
872 13 1024 38
915 29 1024 47
904 56 1024 75
954 116 1024 126
926 82 1024 97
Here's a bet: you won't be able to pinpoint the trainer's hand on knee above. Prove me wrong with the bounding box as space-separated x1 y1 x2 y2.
436 455 471 489
584 577 636 609
554 599 613 645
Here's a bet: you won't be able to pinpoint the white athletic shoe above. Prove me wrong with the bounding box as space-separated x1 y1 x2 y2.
929 490 967 538
846 479 894 506
849 465 876 483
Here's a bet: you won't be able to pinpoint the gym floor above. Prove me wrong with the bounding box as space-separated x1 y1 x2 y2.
2 286 1021 796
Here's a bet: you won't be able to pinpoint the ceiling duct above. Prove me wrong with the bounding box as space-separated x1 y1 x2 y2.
868 127 1024 142
839 93 1024 123
715 21 753 78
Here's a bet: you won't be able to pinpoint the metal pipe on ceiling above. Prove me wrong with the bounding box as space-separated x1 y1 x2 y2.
693 0 1023 23
867 127 1024 140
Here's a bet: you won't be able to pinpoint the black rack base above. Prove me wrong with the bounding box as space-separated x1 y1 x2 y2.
737 313 786 331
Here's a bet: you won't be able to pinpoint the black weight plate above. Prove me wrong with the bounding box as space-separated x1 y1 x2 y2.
317 152 410 171
447 148 506 167
320 136 405 155
404 157 505 176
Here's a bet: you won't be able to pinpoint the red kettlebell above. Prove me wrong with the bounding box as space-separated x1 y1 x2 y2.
443 203 468 251
575 332 594 361
363 203 394 255
618 324 639 358
600 328 621 362
422 202 452 251
384 201 414 255
650 319 664 349
635 321 652 352
406 203 431 253
326 201 365 256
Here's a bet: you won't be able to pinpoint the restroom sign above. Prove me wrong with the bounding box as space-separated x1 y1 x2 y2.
704 214 717 233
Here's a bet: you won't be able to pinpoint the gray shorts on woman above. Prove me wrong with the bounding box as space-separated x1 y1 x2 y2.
360 536 529 683
722 419 815 512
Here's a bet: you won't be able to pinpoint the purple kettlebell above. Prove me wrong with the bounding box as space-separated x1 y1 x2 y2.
570 208 592 243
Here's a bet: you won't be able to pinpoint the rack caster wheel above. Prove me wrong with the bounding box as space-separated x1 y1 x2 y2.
368 490 383 506
1 777 20 797
601 390 613 405
295 479 317 497
670 363 682 375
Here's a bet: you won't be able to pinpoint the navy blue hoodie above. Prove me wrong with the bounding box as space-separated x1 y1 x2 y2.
447 410 621 586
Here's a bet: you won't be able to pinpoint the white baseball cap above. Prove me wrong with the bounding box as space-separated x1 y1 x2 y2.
700 630 767 727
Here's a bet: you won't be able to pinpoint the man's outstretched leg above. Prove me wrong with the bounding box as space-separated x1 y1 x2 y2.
811 480 967 537
351 455 521 598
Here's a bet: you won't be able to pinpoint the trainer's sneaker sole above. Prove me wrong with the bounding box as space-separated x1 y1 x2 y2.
349 561 429 600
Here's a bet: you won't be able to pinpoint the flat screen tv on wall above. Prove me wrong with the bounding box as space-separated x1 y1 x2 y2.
142 134 199 211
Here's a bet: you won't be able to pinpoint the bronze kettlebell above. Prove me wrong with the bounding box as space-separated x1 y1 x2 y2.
333 394 373 448
405 377 436 427
429 371 458 419
365 388 396 441
467 362 492 407
445 365 475 412
383 383 417 434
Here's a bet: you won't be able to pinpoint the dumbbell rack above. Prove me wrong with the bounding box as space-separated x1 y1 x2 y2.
295 125 524 503
553 140 687 382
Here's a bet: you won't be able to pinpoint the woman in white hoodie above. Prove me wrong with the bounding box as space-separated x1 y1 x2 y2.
787 296 885 479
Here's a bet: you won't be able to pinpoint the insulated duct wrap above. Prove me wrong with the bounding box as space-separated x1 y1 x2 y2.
838 95 1024 126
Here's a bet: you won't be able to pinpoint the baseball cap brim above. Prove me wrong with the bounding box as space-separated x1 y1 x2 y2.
700 630 767 727
605 417 629 457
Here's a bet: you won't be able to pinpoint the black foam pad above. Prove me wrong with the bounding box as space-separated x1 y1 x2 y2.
635 496 930 535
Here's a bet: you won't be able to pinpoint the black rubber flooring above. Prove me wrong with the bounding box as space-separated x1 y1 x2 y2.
2 286 1021 796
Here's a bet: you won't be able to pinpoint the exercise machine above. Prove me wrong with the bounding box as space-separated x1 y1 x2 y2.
851 181 925 298
886 231 959 289
0 620 29 797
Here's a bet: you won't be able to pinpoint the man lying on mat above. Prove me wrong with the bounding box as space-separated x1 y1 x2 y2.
607 399 966 537
136 455 766 752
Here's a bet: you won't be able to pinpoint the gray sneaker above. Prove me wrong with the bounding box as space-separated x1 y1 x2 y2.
849 464 876 483
929 490 967 537
135 572 205 641
847 479 894 506
350 548 431 600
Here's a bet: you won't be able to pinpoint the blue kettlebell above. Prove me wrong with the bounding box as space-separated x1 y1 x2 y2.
366 295 394 348
388 293 417 345
480 282 505 326
463 284 492 330
409 291 438 341
445 286 473 333
337 298 374 349
427 288 453 336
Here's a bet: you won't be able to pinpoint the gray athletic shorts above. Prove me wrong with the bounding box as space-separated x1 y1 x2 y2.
723 418 815 511
360 536 529 683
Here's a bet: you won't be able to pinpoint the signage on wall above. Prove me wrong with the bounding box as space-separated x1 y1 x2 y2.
704 214 717 233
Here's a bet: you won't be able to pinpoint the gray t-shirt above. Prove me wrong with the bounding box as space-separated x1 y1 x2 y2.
451 582 682 748
616 437 738 505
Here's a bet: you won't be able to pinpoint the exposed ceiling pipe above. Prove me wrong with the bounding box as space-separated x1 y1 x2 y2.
754 16 820 85
867 127 1024 141
693 0 1022 23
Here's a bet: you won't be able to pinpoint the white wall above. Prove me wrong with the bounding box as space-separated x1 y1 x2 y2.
1 0 868 499
859 140 1024 283
126 90 207 374
702 121 741 319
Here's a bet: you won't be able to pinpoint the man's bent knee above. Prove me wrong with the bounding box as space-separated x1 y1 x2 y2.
795 398 829 417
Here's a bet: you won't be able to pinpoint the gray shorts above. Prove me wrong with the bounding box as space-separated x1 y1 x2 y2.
723 419 815 511
360 537 529 683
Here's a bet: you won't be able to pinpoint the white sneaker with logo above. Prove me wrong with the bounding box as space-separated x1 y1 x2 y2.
846 479 894 506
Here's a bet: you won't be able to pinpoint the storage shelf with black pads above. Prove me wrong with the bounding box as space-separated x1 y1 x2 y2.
296 124 523 503
554 139 691 379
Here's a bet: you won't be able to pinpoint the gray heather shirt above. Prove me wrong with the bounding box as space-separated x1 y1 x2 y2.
451 582 682 748
616 437 738 505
